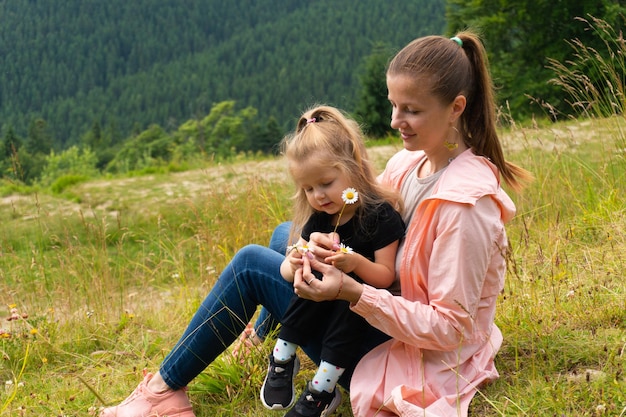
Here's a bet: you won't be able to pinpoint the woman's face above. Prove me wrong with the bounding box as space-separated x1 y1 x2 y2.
290 156 355 218
387 73 455 153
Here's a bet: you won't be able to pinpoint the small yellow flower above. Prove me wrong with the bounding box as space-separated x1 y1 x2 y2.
41 357 48 364
288 244 310 255
337 243 354 254
30 328 38 335
341 188 359 205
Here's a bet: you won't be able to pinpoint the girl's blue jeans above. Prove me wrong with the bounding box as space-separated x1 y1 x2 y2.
159 222 389 390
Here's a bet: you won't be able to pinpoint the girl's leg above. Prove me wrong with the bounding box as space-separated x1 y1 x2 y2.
159 244 293 390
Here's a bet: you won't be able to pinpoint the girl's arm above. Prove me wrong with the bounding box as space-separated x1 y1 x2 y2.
325 241 399 289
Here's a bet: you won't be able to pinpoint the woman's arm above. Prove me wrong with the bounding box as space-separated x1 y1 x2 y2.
351 198 507 351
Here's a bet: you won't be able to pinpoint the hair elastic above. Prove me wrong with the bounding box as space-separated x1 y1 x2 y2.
450 36 463 47
306 117 316 124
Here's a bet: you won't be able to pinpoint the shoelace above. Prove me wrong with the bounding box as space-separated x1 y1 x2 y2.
115 370 152 407
268 364 290 386
116 384 144 406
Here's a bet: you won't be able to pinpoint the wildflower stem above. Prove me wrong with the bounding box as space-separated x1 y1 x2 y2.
0 342 29 413
332 203 347 238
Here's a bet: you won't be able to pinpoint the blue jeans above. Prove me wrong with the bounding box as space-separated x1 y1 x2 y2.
252 222 290 339
159 222 389 390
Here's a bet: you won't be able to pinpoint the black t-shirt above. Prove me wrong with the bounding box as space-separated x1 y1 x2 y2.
301 202 405 283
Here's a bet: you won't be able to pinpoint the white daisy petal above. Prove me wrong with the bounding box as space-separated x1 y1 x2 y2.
339 243 354 254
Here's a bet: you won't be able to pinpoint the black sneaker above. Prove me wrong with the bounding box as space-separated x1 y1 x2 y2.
260 354 300 410
285 383 342 417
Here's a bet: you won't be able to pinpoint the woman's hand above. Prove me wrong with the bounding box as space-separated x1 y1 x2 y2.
294 254 364 304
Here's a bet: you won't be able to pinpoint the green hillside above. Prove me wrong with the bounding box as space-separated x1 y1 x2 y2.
0 0 446 148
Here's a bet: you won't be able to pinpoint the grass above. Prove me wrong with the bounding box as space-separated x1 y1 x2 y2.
0 117 624 416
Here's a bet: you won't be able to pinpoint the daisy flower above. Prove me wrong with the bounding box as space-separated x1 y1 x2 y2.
337 243 354 254
287 244 310 255
341 188 359 205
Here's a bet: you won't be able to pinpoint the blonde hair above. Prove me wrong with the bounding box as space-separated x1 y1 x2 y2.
281 105 403 242
387 31 532 192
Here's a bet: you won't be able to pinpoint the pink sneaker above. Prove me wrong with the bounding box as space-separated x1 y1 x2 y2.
100 371 195 417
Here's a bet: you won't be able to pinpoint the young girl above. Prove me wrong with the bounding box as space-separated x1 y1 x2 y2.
260 106 405 417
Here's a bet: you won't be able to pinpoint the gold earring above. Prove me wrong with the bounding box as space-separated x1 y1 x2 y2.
444 126 460 151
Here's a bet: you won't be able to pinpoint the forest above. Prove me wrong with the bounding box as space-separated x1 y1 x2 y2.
1 1 445 145
0 0 624 185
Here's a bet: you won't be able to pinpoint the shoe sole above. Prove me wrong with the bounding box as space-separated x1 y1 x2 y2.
321 388 342 417
148 409 195 417
260 356 300 410
101 405 195 417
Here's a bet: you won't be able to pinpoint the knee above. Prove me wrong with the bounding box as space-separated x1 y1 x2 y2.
233 244 266 261
269 221 292 253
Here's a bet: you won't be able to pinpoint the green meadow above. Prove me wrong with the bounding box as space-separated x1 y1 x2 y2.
1 115 624 416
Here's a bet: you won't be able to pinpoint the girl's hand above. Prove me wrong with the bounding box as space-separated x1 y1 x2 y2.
325 251 359 274
307 232 341 260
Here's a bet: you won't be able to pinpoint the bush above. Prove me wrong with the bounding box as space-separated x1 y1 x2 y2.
50 174 89 194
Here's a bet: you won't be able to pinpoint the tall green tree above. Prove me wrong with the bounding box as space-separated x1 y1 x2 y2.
254 116 283 154
2 127 22 159
446 0 626 119
106 124 172 173
1 127 23 179
25 119 54 155
82 120 104 150
354 43 395 138
14 148 46 184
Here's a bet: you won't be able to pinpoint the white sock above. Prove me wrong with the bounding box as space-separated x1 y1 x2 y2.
311 360 345 393
272 338 297 362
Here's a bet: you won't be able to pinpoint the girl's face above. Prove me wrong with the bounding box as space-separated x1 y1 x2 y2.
387 73 456 153
290 156 355 218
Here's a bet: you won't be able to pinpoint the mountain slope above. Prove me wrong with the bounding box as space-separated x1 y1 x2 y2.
0 0 446 146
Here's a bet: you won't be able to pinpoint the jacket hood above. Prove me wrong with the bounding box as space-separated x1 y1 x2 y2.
380 148 516 223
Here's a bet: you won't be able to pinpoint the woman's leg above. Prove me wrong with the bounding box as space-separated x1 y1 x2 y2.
253 221 292 339
159 244 293 390
100 244 293 417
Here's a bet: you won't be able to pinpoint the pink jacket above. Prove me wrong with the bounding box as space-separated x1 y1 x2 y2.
350 149 516 416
